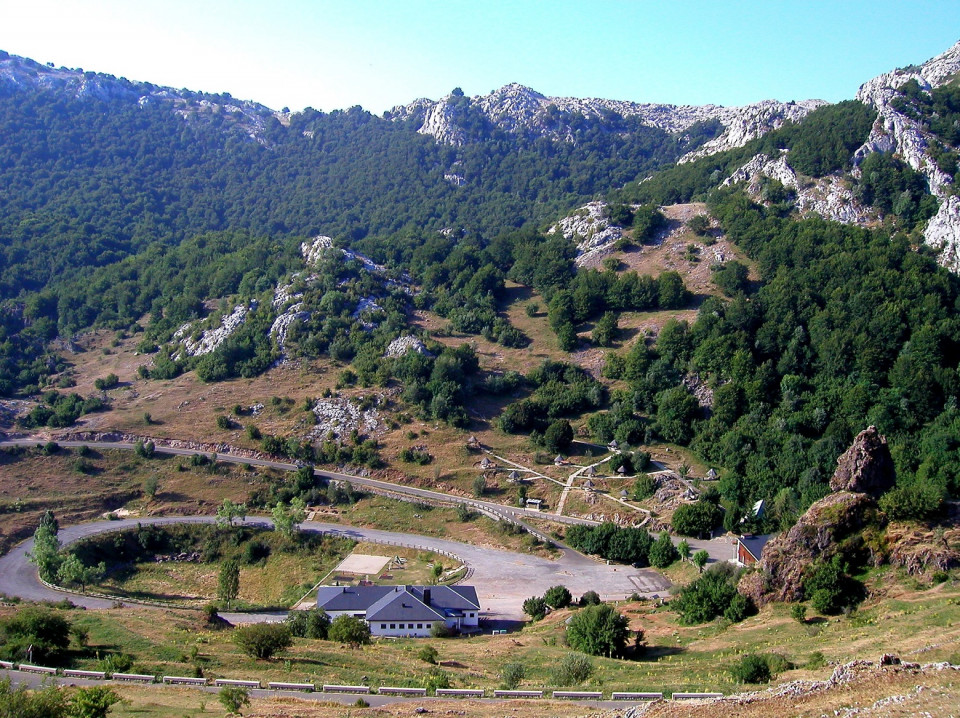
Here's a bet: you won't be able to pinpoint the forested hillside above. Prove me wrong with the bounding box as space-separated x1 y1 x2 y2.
1 46 960 527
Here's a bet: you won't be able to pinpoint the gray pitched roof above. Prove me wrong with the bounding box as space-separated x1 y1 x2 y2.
315 585 393 612
316 584 480 620
367 588 446 622
739 534 774 561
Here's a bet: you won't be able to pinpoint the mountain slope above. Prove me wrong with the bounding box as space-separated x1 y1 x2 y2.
390 81 825 162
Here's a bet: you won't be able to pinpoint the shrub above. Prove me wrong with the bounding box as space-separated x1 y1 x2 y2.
648 531 679 568
522 596 547 621
791 604 807 623
730 653 771 684
0 607 72 664
580 590 601 606
424 667 450 694
806 651 827 669
565 603 630 657
671 500 723 537
286 609 330 639
543 585 573 609
93 373 120 391
70 686 120 718
632 475 657 500
328 615 371 646
232 623 293 659
218 685 250 715
672 563 751 625
723 593 753 622
418 645 439 664
500 662 526 689
551 652 594 686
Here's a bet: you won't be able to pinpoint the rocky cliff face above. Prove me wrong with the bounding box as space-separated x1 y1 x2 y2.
739 427 892 605
854 41 960 271
739 491 881 604
391 82 824 158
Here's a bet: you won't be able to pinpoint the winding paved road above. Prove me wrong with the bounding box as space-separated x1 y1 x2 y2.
0 516 670 621
0 438 738 560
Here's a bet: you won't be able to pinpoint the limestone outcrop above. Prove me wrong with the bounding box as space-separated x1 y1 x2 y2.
392 82 824 159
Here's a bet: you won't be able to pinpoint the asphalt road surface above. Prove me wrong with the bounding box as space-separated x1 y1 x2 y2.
0 515 671 621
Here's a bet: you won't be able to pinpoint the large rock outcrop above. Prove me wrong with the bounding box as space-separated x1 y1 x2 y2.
829 426 895 496
739 491 881 604
739 427 893 605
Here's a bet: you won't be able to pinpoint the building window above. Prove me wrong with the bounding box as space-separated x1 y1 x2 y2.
417 623 423 629
390 624 396 629
380 624 386 629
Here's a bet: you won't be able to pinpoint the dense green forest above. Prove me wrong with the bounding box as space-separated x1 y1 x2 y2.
2 54 959 519
596 189 960 524
0 66 726 395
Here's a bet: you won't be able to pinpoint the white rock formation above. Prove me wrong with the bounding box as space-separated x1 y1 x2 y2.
174 302 254 357
854 41 960 269
353 297 384 329
724 151 873 225
0 52 278 141
724 151 798 189
309 397 381 441
392 82 825 160
384 335 431 358
269 305 310 359
924 195 960 273
550 201 623 265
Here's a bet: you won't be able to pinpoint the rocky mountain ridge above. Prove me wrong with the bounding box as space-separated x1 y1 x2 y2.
391 81 825 160
722 41 960 272
0 50 280 141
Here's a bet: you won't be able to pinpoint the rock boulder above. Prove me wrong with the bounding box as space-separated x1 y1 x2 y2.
829 426 895 496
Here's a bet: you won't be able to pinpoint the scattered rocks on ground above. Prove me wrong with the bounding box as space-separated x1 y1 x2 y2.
308 397 382 442
385 335 432 358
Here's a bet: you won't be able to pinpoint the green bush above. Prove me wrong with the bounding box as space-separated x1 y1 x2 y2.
523 596 548 621
730 653 771 684
328 615 371 646
418 645 439 664
580 590 601 606
232 623 292 659
565 603 630 657
286 608 330 639
648 532 679 568
543 585 573 609
500 662 526 689
551 652 594 686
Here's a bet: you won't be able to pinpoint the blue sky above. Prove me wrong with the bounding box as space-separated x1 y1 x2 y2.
1 0 958 114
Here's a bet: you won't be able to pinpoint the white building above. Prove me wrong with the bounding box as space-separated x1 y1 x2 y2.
315 584 480 637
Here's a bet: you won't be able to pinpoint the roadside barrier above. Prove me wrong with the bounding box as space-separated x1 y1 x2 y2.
2 662 727 703
322 684 370 694
163 675 207 686
611 691 663 700
266 681 314 691
379 686 428 696
63 669 106 680
111 673 156 683
552 690 603 700
435 688 484 698
214 678 261 688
